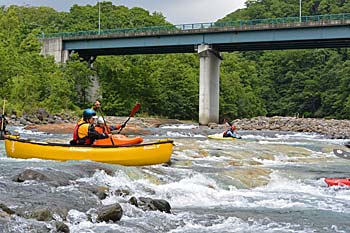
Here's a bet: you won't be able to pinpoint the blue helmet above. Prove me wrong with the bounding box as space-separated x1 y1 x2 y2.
83 109 96 120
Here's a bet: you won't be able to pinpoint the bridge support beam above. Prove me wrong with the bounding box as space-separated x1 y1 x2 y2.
198 44 222 125
40 38 69 63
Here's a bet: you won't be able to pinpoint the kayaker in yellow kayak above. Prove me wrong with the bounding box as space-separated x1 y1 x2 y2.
70 109 110 145
223 124 242 139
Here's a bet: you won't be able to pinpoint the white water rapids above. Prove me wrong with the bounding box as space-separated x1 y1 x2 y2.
0 125 350 233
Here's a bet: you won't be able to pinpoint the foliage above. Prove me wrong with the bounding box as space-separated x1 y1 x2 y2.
0 1 350 120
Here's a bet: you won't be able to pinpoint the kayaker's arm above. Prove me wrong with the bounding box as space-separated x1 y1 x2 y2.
88 125 110 140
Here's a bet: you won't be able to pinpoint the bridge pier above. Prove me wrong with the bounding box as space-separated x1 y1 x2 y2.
198 44 222 125
40 38 69 63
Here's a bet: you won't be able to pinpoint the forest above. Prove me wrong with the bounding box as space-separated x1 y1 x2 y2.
0 0 350 121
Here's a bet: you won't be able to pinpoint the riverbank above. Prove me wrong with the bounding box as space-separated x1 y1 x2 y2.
13 115 350 139
232 116 350 139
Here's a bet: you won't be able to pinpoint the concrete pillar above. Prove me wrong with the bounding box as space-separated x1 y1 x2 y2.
198 44 222 125
40 37 69 63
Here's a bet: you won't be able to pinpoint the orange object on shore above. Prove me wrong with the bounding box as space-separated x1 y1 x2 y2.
93 135 143 146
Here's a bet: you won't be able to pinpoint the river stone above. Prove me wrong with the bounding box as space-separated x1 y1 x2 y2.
128 196 138 207
0 209 10 219
150 199 171 213
56 221 70 233
97 203 123 222
0 203 15 215
30 208 53 221
138 197 171 213
12 169 74 187
79 185 109 200
13 169 51 183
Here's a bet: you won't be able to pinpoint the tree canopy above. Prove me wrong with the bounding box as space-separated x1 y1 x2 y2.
0 1 349 120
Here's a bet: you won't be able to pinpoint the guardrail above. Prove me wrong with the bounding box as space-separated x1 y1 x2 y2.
40 13 350 39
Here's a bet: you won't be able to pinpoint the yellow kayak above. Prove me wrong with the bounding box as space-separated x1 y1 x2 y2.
208 134 241 140
4 136 173 166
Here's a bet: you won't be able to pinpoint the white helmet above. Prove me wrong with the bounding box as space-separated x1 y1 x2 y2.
97 116 104 124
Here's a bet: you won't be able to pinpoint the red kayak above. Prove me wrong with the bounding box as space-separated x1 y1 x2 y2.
324 178 350 186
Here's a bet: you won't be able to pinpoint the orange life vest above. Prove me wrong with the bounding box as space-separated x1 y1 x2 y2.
95 125 110 134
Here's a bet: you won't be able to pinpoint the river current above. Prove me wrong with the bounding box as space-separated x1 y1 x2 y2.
0 124 350 233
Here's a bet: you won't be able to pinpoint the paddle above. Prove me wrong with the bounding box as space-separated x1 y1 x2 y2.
98 108 115 146
0 99 5 139
117 103 140 134
224 119 232 127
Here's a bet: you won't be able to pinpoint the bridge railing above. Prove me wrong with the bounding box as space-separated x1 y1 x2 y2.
40 13 350 39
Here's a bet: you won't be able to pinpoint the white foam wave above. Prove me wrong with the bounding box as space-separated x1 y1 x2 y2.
160 124 198 129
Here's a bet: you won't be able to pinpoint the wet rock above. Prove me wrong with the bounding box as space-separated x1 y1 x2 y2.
13 169 51 183
97 203 123 222
233 116 350 139
0 203 15 215
30 208 53 221
208 122 218 129
0 209 11 219
113 189 130 197
56 221 70 233
36 108 49 121
151 199 171 213
128 196 138 207
12 169 73 187
71 164 115 177
79 185 108 200
138 197 171 213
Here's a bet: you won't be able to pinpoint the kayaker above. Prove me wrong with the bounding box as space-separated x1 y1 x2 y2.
95 116 124 134
70 109 110 145
0 114 9 139
223 124 241 139
92 100 101 112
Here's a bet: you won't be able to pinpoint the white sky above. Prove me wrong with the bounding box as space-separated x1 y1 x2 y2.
1 0 247 24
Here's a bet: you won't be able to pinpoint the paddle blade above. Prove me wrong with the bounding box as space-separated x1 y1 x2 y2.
129 103 140 117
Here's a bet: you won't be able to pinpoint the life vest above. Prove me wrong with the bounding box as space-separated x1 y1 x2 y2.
72 120 91 145
95 125 110 134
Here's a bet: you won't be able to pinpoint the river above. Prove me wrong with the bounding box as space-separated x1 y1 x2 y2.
0 124 350 233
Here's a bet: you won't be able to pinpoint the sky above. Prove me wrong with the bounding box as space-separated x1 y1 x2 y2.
1 0 247 24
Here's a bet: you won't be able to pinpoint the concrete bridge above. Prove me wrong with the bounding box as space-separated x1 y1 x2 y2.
40 13 350 124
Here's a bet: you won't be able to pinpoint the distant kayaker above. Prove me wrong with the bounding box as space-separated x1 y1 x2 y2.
95 116 124 134
0 114 9 139
223 124 241 139
92 100 101 112
70 109 110 145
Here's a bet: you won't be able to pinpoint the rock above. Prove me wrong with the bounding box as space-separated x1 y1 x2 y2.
151 199 171 213
30 208 53 221
0 203 15 215
36 108 49 121
138 197 171 213
13 169 50 183
12 169 73 187
113 189 130 197
128 196 138 207
208 122 218 129
79 185 108 200
56 221 70 233
97 203 123 222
